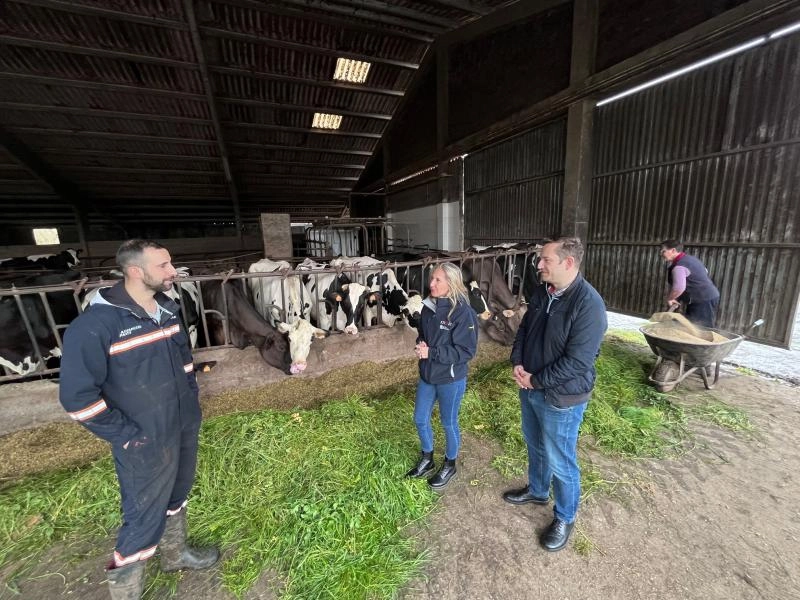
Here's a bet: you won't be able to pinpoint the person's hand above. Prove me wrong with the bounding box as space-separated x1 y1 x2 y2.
667 299 680 311
415 341 429 359
513 365 533 390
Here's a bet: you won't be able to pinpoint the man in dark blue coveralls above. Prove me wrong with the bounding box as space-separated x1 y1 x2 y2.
60 240 219 600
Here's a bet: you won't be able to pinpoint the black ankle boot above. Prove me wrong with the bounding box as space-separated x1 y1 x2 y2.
428 458 456 489
405 451 435 478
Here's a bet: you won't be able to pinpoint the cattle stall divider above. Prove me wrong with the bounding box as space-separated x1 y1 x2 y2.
0 248 540 383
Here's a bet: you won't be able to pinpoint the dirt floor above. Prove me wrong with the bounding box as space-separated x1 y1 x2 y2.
2 345 800 600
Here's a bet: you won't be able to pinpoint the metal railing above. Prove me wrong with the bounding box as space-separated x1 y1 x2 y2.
0 247 541 383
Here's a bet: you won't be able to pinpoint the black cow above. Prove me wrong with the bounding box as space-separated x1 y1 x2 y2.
200 279 292 374
0 271 82 378
0 248 82 272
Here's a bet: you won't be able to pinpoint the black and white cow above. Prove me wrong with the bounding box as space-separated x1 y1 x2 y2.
0 248 82 272
332 256 416 328
0 271 83 377
247 258 326 374
395 259 492 323
298 258 367 334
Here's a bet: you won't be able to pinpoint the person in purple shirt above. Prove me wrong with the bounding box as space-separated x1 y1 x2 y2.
660 239 720 328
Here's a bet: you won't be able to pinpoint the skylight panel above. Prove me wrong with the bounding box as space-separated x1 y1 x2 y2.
333 58 371 83
312 112 343 130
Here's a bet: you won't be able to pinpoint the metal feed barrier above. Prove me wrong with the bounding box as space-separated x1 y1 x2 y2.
0 248 541 383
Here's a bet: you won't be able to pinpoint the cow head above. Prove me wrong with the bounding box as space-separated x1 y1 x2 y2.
257 330 293 375
467 281 492 320
402 292 424 328
340 282 367 335
277 318 327 374
482 303 527 346
65 248 82 269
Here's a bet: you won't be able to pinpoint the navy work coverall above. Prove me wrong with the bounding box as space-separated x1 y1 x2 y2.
59 282 201 566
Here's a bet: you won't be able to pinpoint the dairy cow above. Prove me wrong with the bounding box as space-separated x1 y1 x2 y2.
247 259 327 374
298 258 367 334
0 271 82 377
461 257 527 345
394 260 492 322
247 258 311 326
0 248 82 272
332 256 416 328
201 279 293 374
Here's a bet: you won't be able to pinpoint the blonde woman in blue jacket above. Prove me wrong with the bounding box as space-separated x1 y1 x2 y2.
406 262 479 489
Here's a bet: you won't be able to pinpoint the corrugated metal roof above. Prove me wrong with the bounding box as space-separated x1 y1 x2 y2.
0 0 512 223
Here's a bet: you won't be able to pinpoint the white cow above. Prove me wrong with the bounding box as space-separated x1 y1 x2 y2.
247 258 311 326
276 318 327 374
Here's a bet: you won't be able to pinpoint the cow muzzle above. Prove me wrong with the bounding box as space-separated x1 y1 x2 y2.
290 361 307 375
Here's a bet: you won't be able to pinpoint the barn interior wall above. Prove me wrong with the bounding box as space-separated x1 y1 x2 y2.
596 0 753 72
387 201 461 253
585 33 800 347
1 236 263 268
463 119 567 247
385 64 437 174
447 5 572 143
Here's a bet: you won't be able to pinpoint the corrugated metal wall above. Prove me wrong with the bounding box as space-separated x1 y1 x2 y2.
587 35 800 347
463 119 566 246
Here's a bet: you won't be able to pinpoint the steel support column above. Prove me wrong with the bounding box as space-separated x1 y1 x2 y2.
561 0 598 241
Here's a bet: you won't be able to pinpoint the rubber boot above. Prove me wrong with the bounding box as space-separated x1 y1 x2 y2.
405 451 435 478
428 458 457 489
106 561 145 600
160 510 220 572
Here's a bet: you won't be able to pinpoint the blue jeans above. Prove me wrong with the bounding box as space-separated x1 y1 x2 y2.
413 378 467 460
520 389 587 523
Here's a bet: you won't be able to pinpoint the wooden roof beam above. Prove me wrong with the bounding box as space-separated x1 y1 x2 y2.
0 36 197 69
215 0 435 43
211 66 404 97
10 0 189 29
201 27 420 70
187 0 242 237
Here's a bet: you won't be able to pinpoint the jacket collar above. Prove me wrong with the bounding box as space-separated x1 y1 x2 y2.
546 273 584 299
98 280 179 321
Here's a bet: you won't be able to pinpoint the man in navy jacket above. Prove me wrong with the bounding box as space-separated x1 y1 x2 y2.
59 240 219 599
503 237 606 552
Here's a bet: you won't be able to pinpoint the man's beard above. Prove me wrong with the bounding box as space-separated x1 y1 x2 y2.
143 274 173 293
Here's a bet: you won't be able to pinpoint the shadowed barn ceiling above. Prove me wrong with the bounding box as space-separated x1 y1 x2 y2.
0 0 518 235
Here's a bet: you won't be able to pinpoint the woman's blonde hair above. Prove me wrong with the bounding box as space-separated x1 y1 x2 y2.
432 262 469 318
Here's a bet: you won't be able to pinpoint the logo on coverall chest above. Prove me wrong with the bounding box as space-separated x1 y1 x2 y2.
119 325 143 338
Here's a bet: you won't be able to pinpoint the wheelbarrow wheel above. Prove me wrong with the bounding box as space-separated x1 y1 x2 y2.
699 362 721 389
